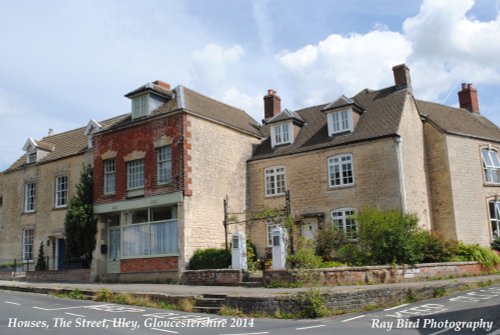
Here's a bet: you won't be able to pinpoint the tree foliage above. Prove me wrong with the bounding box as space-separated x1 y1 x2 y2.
35 242 47 271
64 164 96 267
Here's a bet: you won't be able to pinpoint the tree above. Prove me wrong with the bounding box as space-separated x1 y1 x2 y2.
35 242 47 271
64 164 96 268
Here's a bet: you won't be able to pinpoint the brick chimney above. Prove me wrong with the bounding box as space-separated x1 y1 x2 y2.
392 64 412 93
264 89 281 119
153 80 171 91
458 83 479 113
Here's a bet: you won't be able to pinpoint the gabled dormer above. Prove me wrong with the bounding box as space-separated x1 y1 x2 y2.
266 109 305 148
22 137 54 164
125 80 173 120
322 95 363 137
84 119 103 148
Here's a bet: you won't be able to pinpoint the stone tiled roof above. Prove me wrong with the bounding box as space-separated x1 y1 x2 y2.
416 100 500 142
104 86 262 138
3 115 127 173
250 86 408 161
265 109 305 125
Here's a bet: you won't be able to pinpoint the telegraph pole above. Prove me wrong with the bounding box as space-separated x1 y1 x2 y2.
223 195 229 251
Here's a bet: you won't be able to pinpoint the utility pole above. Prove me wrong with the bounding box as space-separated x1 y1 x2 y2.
223 195 229 251
285 190 294 254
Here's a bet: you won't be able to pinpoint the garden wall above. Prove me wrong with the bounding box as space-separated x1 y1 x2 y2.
263 262 492 286
181 269 246 286
25 269 91 283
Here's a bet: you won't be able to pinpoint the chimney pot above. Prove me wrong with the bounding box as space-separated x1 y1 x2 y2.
153 80 171 90
263 89 281 120
458 83 479 113
392 64 412 93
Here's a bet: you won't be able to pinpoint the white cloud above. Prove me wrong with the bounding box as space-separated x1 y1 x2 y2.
276 0 500 108
278 30 411 106
190 43 244 93
251 0 274 53
221 87 262 120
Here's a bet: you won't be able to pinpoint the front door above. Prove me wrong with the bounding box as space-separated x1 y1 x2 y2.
301 222 318 241
107 227 121 273
56 239 65 270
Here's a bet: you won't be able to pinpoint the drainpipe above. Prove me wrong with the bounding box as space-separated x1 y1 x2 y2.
395 136 407 213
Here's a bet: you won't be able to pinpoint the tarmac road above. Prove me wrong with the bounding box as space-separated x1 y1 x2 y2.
0 285 499 335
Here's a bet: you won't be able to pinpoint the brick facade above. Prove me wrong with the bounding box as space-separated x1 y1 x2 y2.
120 256 178 273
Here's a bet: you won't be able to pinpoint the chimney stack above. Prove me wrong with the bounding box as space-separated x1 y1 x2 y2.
458 83 479 113
392 64 412 93
153 80 171 91
263 89 281 120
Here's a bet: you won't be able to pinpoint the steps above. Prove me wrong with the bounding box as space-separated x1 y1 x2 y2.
193 294 227 314
242 271 264 287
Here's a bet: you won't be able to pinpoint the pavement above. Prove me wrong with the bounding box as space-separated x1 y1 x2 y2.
1 274 500 298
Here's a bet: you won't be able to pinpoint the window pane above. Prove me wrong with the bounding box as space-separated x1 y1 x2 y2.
490 151 500 168
151 221 178 254
123 224 149 257
127 159 144 189
104 159 116 194
151 206 176 221
157 146 172 184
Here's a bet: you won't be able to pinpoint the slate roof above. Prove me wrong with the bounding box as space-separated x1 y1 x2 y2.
3 115 127 173
250 86 408 161
416 100 500 143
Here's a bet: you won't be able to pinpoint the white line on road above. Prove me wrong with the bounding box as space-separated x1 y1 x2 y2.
296 324 326 330
151 328 179 334
33 305 93 311
219 332 269 335
428 327 454 335
65 313 86 317
341 315 366 322
384 303 409 311
5 301 20 305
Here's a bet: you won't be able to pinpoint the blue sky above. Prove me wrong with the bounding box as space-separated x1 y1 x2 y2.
1 0 499 171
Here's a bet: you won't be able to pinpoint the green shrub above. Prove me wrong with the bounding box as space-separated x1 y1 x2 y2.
456 243 500 270
298 289 329 318
35 242 47 271
319 261 344 268
288 238 323 269
357 209 425 265
246 240 259 271
419 233 460 263
315 226 347 261
337 243 366 266
491 237 500 252
188 248 231 270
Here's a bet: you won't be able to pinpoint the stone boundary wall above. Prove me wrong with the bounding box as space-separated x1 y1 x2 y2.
225 278 500 316
25 269 91 283
181 269 246 286
264 262 494 286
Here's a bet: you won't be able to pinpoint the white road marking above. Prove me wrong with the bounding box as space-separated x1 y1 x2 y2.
341 315 366 322
296 324 326 330
150 328 179 334
65 312 86 317
33 305 91 311
428 327 454 335
219 332 269 335
384 303 409 311
5 301 20 305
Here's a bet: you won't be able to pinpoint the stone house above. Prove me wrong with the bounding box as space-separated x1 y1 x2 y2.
0 116 123 269
247 65 500 258
91 81 261 282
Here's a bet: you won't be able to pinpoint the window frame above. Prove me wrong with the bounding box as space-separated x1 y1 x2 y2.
482 148 500 185
264 166 287 197
331 208 357 240
157 146 172 185
270 122 292 147
131 94 149 119
328 153 354 188
489 200 500 239
27 152 37 164
104 159 116 195
54 175 68 208
22 229 34 261
127 159 145 190
24 182 36 213
328 109 353 136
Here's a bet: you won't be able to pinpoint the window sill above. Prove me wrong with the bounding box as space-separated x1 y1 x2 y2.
127 188 145 198
22 211 36 215
265 193 286 199
102 192 116 197
484 182 500 187
53 206 67 211
328 183 355 191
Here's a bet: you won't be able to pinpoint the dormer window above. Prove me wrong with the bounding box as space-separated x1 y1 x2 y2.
84 119 103 148
27 152 37 164
328 109 353 136
271 122 292 147
132 94 149 119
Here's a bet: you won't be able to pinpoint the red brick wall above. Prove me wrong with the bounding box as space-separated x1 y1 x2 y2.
25 269 91 282
120 256 178 273
93 113 190 204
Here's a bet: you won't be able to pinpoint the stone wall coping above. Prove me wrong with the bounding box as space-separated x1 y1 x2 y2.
183 269 244 273
265 261 480 273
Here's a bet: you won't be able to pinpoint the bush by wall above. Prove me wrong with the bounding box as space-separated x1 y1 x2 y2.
188 248 231 270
